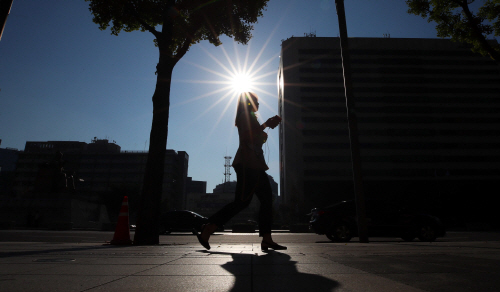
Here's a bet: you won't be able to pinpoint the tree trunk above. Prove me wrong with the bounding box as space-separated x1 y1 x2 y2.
133 53 175 245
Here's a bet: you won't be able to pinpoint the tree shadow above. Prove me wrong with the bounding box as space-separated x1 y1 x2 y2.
203 250 340 292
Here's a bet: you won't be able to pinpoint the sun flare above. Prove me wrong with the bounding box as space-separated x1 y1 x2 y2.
231 72 254 94
173 31 282 142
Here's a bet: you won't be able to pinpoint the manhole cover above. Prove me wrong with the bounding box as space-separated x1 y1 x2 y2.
33 258 75 262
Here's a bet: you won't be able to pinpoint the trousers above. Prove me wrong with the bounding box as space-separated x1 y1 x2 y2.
208 165 273 236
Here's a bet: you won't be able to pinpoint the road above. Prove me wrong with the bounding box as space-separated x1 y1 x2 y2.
1 229 499 244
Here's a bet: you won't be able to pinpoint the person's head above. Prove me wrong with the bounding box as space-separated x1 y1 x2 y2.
235 92 259 126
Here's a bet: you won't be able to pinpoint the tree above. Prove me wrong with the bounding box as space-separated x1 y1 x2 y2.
85 0 269 245
406 0 500 62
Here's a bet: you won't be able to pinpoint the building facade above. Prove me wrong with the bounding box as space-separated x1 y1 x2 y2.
186 177 207 194
12 139 189 213
278 37 500 226
0 147 19 197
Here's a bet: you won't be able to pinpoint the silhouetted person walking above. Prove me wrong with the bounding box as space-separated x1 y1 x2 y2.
195 92 285 251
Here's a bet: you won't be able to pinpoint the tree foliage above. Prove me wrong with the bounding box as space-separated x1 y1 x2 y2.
86 0 268 63
406 0 500 62
85 0 269 245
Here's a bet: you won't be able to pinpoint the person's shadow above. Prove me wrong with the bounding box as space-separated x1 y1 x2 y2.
202 250 340 291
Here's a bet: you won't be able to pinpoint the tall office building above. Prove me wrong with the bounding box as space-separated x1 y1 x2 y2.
278 37 500 224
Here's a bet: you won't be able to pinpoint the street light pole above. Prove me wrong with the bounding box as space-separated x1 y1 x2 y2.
334 0 369 243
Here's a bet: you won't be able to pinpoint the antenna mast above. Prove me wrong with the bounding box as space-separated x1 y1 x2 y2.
224 156 232 183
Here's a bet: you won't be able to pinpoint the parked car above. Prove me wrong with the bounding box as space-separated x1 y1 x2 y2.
232 220 257 233
309 200 445 242
159 210 223 234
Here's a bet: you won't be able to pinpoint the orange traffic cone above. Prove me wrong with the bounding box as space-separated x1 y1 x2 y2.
110 196 133 245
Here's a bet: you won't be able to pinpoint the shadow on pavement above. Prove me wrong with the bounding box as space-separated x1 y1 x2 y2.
204 250 340 291
161 233 223 236
0 244 117 258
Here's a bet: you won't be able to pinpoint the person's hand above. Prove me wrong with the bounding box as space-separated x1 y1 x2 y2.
266 116 282 129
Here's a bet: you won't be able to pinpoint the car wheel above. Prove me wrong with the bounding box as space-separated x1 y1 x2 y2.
332 224 352 242
417 225 437 242
326 233 335 241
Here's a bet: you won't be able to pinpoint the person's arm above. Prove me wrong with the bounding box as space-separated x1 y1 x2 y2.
264 116 282 129
238 115 281 143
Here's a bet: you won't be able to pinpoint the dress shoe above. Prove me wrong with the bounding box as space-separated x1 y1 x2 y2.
193 225 210 250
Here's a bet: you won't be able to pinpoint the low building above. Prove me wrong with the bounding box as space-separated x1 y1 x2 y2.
0 147 19 198
6 138 189 228
186 175 281 228
186 177 207 194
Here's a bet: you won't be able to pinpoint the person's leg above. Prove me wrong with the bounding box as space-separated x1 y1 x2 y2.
201 167 259 241
254 171 287 250
253 170 273 237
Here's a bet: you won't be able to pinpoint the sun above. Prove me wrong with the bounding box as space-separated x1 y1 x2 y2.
231 72 254 94
172 34 281 137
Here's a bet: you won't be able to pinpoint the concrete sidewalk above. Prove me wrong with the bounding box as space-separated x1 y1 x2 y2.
1 237 499 291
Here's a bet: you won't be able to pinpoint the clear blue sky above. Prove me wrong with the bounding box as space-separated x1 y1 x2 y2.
1 0 497 193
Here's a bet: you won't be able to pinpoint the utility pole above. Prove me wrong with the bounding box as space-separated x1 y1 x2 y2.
334 0 369 243
0 0 13 41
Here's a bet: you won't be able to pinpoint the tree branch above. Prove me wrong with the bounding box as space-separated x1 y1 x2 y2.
460 1 500 61
137 18 161 39
203 14 222 46
175 37 193 62
173 21 203 62
125 2 161 39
